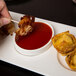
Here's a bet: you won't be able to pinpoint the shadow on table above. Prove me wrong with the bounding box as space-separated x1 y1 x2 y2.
5 0 31 5
0 34 7 47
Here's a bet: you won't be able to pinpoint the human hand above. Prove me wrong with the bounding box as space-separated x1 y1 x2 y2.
0 0 11 27
73 0 76 3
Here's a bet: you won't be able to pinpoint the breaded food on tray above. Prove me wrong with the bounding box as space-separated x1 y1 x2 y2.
52 31 76 56
65 48 76 71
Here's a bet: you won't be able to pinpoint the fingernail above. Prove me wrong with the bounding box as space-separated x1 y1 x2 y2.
3 18 11 25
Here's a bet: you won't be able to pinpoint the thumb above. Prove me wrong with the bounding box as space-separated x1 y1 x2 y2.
0 17 11 26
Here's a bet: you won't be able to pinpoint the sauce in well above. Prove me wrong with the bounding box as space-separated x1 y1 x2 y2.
16 22 52 50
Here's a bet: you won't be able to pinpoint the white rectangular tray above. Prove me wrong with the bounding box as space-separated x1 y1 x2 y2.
0 11 76 76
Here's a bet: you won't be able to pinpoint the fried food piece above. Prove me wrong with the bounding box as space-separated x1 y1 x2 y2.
0 22 15 35
52 31 76 55
16 16 35 37
65 48 76 71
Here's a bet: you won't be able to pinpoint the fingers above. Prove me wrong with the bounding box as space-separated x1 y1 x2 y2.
0 17 11 27
1 1 11 19
0 0 11 26
0 0 4 11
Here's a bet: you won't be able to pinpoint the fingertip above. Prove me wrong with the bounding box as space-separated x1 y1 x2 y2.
0 18 11 26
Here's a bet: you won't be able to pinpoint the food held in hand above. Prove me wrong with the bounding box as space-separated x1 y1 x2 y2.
65 48 76 71
52 31 76 55
16 16 35 38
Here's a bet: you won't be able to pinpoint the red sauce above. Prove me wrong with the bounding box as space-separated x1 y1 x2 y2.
16 22 52 50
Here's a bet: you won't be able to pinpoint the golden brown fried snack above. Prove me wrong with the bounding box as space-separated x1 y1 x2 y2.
65 48 76 71
0 22 15 35
52 31 76 55
16 16 35 37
